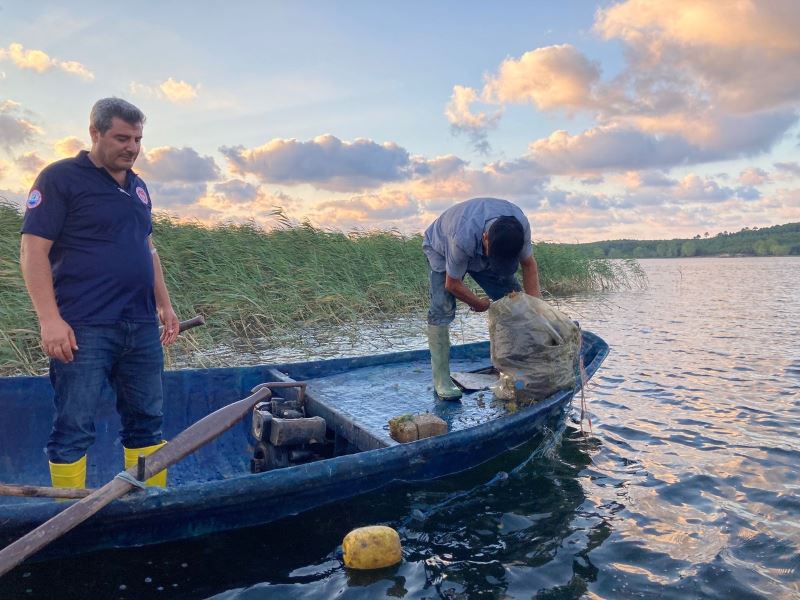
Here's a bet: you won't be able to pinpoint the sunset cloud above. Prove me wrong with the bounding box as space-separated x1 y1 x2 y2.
595 0 800 112
484 44 600 111
213 179 259 202
137 146 220 183
14 151 45 175
445 1 800 176
774 162 800 177
313 190 422 226
195 186 303 226
445 85 502 154
739 167 769 187
525 110 794 174
130 78 199 103
159 78 199 102
0 100 42 150
53 136 86 158
0 43 94 80
220 134 417 192
147 182 208 207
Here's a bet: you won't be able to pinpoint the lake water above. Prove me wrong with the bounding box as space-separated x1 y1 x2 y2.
2 257 799 599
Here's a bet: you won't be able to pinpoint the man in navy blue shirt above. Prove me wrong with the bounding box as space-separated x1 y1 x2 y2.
20 98 180 490
423 198 542 400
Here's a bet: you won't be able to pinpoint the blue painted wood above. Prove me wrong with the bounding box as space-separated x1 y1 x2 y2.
0 333 609 560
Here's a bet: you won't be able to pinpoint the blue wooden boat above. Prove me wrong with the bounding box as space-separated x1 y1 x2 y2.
0 332 608 561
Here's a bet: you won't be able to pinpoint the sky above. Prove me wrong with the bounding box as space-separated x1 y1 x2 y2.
1 0 799 242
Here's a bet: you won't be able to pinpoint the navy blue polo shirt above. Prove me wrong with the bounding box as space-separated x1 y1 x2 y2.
21 150 157 326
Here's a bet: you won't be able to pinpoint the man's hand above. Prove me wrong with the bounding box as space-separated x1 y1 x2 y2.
471 297 492 312
40 316 78 363
158 305 180 346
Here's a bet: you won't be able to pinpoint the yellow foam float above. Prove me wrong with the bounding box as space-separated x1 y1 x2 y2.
342 525 402 570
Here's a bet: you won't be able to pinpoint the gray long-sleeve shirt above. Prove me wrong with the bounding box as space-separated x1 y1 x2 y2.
422 197 532 278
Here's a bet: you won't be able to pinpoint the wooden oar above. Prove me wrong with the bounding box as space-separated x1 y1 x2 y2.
0 382 310 578
0 484 91 500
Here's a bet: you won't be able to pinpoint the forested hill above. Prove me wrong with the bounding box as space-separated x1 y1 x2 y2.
576 222 800 258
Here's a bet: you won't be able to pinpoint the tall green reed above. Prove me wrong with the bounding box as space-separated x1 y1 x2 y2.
1 205 641 375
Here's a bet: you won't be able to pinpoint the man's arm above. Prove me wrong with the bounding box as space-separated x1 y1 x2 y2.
520 255 542 297
444 274 492 312
19 234 77 362
149 237 179 346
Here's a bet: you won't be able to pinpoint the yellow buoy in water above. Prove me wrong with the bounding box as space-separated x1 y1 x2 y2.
342 525 402 570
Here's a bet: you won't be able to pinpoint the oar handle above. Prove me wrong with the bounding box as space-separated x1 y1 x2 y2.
178 315 205 333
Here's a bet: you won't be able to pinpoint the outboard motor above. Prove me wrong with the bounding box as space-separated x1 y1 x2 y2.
250 394 327 473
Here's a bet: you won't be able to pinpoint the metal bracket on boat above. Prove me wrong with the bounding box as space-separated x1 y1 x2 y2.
251 381 307 404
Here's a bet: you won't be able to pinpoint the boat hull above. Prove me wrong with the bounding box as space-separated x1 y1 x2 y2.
0 333 609 560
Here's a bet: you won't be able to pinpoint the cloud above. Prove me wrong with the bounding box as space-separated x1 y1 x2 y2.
673 174 735 203
529 126 691 172
622 170 677 188
595 0 800 112
739 167 769 186
213 179 259 202
445 2 800 174
130 78 199 103
147 182 208 207
0 43 93 80
194 187 303 226
0 100 42 150
444 85 502 154
774 161 800 177
159 78 199 102
526 110 795 174
53 136 87 158
137 146 220 183
220 134 417 191
58 61 94 81
15 152 45 175
313 190 422 226
484 44 600 111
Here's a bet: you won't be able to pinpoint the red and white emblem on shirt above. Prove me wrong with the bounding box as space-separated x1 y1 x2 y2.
136 186 149 205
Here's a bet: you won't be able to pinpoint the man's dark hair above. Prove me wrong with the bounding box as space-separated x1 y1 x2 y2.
90 98 146 134
487 216 524 259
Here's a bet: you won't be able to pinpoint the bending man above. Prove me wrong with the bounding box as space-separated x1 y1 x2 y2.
20 98 180 489
422 197 541 400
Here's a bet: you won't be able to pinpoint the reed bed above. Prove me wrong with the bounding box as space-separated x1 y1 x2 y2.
1 204 641 375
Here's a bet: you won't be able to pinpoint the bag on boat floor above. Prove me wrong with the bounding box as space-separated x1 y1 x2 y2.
488 293 581 403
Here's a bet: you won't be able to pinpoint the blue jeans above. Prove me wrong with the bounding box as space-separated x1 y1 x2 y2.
427 264 521 326
47 321 164 463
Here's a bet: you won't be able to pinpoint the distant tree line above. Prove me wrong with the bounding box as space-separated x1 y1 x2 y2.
573 222 800 259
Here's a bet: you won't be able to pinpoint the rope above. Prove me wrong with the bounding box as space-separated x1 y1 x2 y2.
114 471 147 489
575 325 593 436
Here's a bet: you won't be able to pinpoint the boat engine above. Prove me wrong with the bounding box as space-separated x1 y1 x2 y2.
250 396 327 472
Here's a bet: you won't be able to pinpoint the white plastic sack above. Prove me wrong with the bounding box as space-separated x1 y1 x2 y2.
488 293 580 402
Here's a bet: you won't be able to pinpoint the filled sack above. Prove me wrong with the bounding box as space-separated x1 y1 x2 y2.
488 293 581 402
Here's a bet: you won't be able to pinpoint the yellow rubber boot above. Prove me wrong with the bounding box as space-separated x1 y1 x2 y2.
124 441 168 487
49 455 87 490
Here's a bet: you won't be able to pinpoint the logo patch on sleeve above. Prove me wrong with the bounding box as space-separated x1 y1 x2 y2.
26 189 43 209
136 186 149 205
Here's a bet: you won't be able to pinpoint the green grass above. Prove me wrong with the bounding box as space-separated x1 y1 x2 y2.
1 204 643 375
